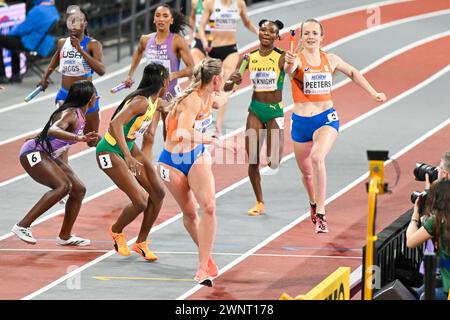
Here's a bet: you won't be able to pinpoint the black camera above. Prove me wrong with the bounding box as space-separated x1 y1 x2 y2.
411 190 428 216
413 163 439 183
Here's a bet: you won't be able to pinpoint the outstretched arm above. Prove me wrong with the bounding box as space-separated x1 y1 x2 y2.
238 0 258 34
124 35 149 86
330 53 386 102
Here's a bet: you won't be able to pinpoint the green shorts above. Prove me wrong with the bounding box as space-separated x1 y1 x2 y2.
96 137 135 159
248 100 284 124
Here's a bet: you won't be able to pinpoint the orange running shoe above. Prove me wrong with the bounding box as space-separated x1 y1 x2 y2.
195 269 213 287
132 240 158 261
247 201 265 216
108 225 131 256
207 256 218 277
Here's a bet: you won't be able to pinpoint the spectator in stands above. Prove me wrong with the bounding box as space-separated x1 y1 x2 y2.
0 0 59 84
407 152 450 300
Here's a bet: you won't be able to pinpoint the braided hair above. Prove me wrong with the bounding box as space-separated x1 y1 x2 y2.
111 63 169 120
169 57 222 111
36 80 95 155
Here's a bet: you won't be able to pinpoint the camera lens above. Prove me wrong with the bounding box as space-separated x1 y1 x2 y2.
411 191 421 204
426 166 439 183
413 163 438 182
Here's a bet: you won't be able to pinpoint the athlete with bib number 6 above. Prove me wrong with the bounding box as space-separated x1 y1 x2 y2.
285 19 386 233
12 81 99 246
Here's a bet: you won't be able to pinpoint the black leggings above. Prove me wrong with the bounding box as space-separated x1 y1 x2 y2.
209 44 238 61
0 35 25 77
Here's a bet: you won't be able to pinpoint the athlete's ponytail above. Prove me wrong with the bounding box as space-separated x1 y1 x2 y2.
37 80 95 155
169 57 222 110
111 63 169 120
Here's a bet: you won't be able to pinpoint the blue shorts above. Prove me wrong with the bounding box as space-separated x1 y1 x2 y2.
55 87 100 114
158 144 206 176
291 108 339 143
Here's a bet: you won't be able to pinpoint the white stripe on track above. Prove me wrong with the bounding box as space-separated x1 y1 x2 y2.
0 0 407 115
177 116 450 300
20 67 450 300
2 29 448 188
0 248 360 259
0 1 442 146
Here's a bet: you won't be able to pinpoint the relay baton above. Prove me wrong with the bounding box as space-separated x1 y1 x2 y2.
24 85 43 103
233 53 250 90
110 81 134 94
290 29 296 52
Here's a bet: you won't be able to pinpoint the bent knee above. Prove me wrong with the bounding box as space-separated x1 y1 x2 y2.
56 180 72 197
151 186 165 203
133 197 147 213
201 202 216 216
311 152 325 167
70 183 87 199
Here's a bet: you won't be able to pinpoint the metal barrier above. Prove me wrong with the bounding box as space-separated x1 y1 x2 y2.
361 208 424 298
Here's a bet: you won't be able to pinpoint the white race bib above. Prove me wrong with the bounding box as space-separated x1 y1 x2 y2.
250 71 277 91
303 72 332 95
326 111 339 123
193 115 212 133
159 165 170 182
27 152 42 167
98 154 113 169
59 38 91 77
147 58 172 74
275 117 285 130
131 119 152 139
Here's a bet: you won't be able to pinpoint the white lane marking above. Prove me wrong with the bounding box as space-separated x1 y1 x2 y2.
1 3 443 146
0 248 360 259
3 38 449 254
247 0 311 16
21 70 450 300
2 29 448 187
0 0 407 115
0 248 110 253
177 117 450 300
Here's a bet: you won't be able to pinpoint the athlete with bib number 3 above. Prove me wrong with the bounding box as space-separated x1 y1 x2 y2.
285 19 386 233
96 64 168 261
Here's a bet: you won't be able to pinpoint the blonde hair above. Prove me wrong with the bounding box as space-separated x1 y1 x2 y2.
170 57 222 109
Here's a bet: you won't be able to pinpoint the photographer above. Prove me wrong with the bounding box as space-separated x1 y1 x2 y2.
406 152 450 300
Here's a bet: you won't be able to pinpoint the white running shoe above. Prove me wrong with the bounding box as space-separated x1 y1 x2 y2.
56 235 91 246
11 224 37 244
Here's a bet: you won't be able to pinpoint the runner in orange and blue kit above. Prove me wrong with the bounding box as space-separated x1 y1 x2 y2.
285 18 386 233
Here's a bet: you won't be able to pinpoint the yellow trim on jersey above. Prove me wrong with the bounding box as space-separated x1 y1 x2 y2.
105 97 158 146
249 48 284 92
